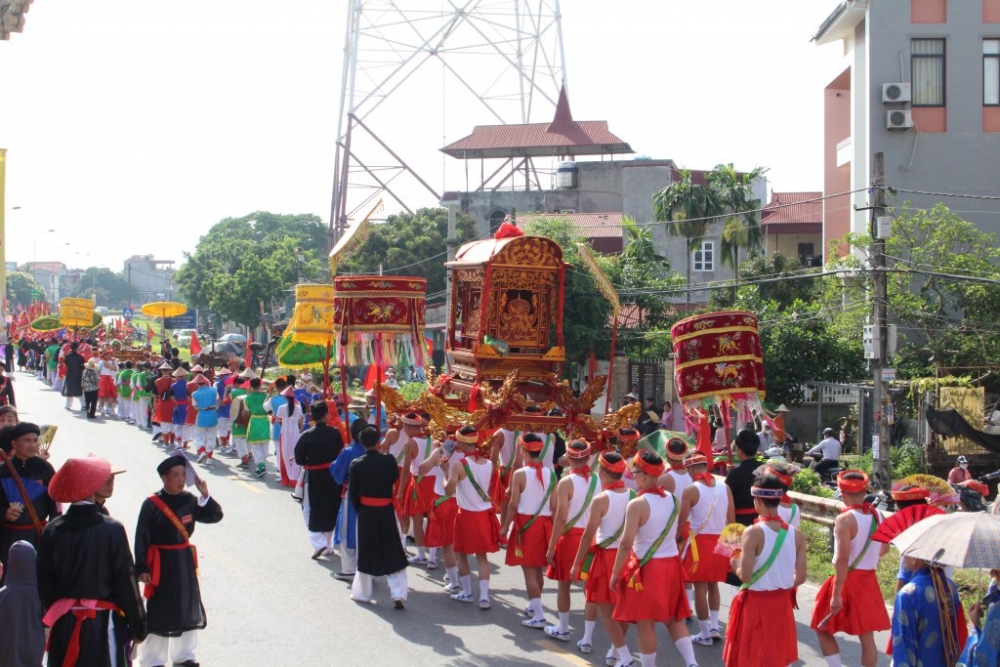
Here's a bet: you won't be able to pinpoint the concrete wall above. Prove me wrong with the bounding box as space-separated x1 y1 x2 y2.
766 232 824 260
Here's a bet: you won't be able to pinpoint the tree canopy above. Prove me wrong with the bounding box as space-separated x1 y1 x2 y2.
175 212 328 328
70 267 129 308
6 271 46 307
336 207 478 298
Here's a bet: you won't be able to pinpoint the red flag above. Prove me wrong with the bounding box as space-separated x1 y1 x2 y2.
696 410 714 461
362 364 384 391
147 323 154 341
588 350 599 379
189 331 202 356
244 332 253 367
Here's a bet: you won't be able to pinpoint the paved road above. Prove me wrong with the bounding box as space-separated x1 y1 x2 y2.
16 374 890 666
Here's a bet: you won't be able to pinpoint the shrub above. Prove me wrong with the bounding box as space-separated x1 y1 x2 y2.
854 444 925 479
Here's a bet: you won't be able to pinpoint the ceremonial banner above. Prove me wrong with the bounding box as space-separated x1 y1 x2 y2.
287 284 335 347
58 298 95 328
334 276 426 368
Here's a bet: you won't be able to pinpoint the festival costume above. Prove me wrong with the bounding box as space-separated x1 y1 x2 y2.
332 440 365 573
612 491 690 624
777 501 801 529
170 378 190 445
0 455 60 575
506 463 555 567
276 400 303 487
490 427 518 507
723 520 799 667
293 423 344 553
244 392 271 474
809 506 890 635
425 466 458 549
98 360 116 399
134 488 223 666
681 478 730 583
454 455 501 555
215 379 231 447
228 387 249 460
152 376 176 439
546 469 597 581
891 567 967 667
191 385 220 459
402 435 437 516
582 486 633 605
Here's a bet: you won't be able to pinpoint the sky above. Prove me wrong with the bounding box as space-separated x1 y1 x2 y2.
0 0 846 273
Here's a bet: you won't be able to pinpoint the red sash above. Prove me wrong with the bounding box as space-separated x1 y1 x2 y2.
43 599 120 667
361 496 393 507
143 494 198 600
302 463 330 471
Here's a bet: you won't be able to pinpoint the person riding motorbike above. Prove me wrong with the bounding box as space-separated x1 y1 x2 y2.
948 456 974 486
805 427 842 479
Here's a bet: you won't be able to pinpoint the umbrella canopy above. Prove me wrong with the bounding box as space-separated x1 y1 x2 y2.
58 297 95 328
638 429 693 459
140 301 187 319
275 335 330 370
873 503 944 544
897 512 1000 569
896 473 960 505
30 315 63 332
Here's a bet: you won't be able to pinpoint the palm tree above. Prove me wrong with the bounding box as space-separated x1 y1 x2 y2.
652 169 723 310
620 215 671 326
708 163 769 285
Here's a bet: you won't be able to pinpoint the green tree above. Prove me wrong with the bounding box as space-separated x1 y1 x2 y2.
708 251 820 312
176 212 327 328
521 217 615 364
70 267 129 308
6 271 46 306
652 169 723 310
707 163 768 284
337 208 478 297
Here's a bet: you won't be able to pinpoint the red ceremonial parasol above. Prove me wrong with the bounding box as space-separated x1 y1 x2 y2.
873 503 945 543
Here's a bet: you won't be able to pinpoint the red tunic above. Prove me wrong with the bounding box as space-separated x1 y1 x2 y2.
810 568 891 635
724 588 798 667
453 508 500 555
545 527 584 582
505 514 552 568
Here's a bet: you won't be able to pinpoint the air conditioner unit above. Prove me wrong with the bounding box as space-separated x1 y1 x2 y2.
886 110 913 130
882 82 911 103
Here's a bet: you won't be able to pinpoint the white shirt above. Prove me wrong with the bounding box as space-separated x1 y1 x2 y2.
835 509 883 571
516 465 554 517
807 437 842 461
633 493 680 559
455 457 493 512
688 481 729 536
596 489 632 549
749 524 797 591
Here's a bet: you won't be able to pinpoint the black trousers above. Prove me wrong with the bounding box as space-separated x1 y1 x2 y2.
84 390 98 418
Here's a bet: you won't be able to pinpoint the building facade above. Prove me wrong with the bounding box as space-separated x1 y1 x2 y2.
816 0 1000 252
123 255 176 302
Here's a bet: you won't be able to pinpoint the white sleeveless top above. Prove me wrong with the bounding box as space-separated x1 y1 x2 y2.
596 488 633 549
563 472 595 530
456 457 493 512
689 481 729 536
517 466 554 517
748 523 797 591
530 432 556 470
777 502 801 529
409 436 434 476
633 493 679 559
834 509 882 571
496 428 517 470
387 432 408 467
666 468 693 498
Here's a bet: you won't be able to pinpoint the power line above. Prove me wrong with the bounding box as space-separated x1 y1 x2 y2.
894 188 1000 202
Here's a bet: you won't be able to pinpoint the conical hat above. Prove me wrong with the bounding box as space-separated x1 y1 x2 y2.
49 457 112 503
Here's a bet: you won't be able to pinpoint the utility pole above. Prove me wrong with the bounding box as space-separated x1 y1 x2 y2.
127 264 132 310
870 152 892 491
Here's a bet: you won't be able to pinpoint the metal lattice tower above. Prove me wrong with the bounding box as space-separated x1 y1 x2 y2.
329 0 567 247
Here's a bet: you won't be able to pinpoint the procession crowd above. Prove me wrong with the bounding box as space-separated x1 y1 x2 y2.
0 338 998 666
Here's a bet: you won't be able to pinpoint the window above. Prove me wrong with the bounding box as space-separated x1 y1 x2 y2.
692 241 714 272
797 242 815 257
488 209 506 235
986 40 1000 106
911 39 945 106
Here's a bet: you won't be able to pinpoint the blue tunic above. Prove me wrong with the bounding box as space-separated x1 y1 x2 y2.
331 441 365 550
892 568 963 667
192 386 219 428
171 379 189 424
215 380 230 420
959 586 1000 666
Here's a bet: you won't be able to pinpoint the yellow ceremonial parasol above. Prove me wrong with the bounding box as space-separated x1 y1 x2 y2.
140 301 188 346
58 297 95 328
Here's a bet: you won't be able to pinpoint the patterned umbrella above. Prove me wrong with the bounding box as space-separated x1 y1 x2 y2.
275 335 329 370
896 512 1000 568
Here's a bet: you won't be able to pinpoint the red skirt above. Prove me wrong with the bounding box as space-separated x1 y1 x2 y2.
490 466 514 510
810 569 890 635
402 476 436 516
682 533 730 583
546 527 584 581
98 375 116 399
453 508 501 555
584 548 618 605
425 497 458 548
613 555 690 624
724 588 797 667
153 399 175 423
505 513 553 568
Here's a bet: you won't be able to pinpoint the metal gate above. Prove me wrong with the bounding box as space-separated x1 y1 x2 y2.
627 357 664 406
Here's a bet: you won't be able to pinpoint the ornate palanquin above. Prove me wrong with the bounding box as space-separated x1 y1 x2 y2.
444 236 566 402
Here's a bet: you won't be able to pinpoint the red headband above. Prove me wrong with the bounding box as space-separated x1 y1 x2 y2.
567 439 592 459
837 470 869 493
683 453 708 469
599 452 626 474
632 453 665 477
456 429 479 444
617 428 639 442
762 466 793 488
519 434 545 453
892 485 930 501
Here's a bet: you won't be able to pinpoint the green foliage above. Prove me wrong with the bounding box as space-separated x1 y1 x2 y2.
70 267 129 308
397 381 426 402
176 212 327 328
792 468 824 495
522 217 614 364
854 444 926 479
6 271 46 306
709 252 821 312
337 208 477 297
707 164 768 281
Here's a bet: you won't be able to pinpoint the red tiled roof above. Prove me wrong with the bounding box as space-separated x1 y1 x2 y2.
761 191 823 225
441 87 632 159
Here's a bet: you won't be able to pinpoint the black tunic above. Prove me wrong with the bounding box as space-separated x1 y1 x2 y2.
37 504 147 667
61 352 85 397
293 423 343 532
134 490 223 636
348 450 408 576
0 456 59 574
724 457 764 527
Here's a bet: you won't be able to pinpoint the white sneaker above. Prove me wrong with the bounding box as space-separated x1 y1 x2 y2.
614 660 635 667
443 583 461 594
710 627 722 641
544 625 571 642
577 640 592 654
521 617 547 629
478 598 491 610
691 633 713 646
450 592 473 603
408 555 428 566
195 452 207 464
425 560 438 570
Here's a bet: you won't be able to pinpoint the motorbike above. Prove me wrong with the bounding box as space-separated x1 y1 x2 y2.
806 452 843 489
950 469 1000 512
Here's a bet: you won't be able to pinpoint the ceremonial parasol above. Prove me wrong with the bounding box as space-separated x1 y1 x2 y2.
58 297 95 329
29 315 63 332
897 512 1000 569
873 503 944 543
638 429 693 459
275 336 329 369
897 473 960 506
140 302 188 345
278 284 337 392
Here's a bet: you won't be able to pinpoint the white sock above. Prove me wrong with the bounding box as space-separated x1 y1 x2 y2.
558 611 570 633
687 587 695 610
675 636 696 666
417 546 427 559
460 575 472 596
638 653 656 667
616 646 632 663
606 646 616 660
427 547 437 563
479 580 489 600
824 656 842 667
446 566 459 585
530 597 544 620
698 619 710 638
709 609 719 629
582 619 595 644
